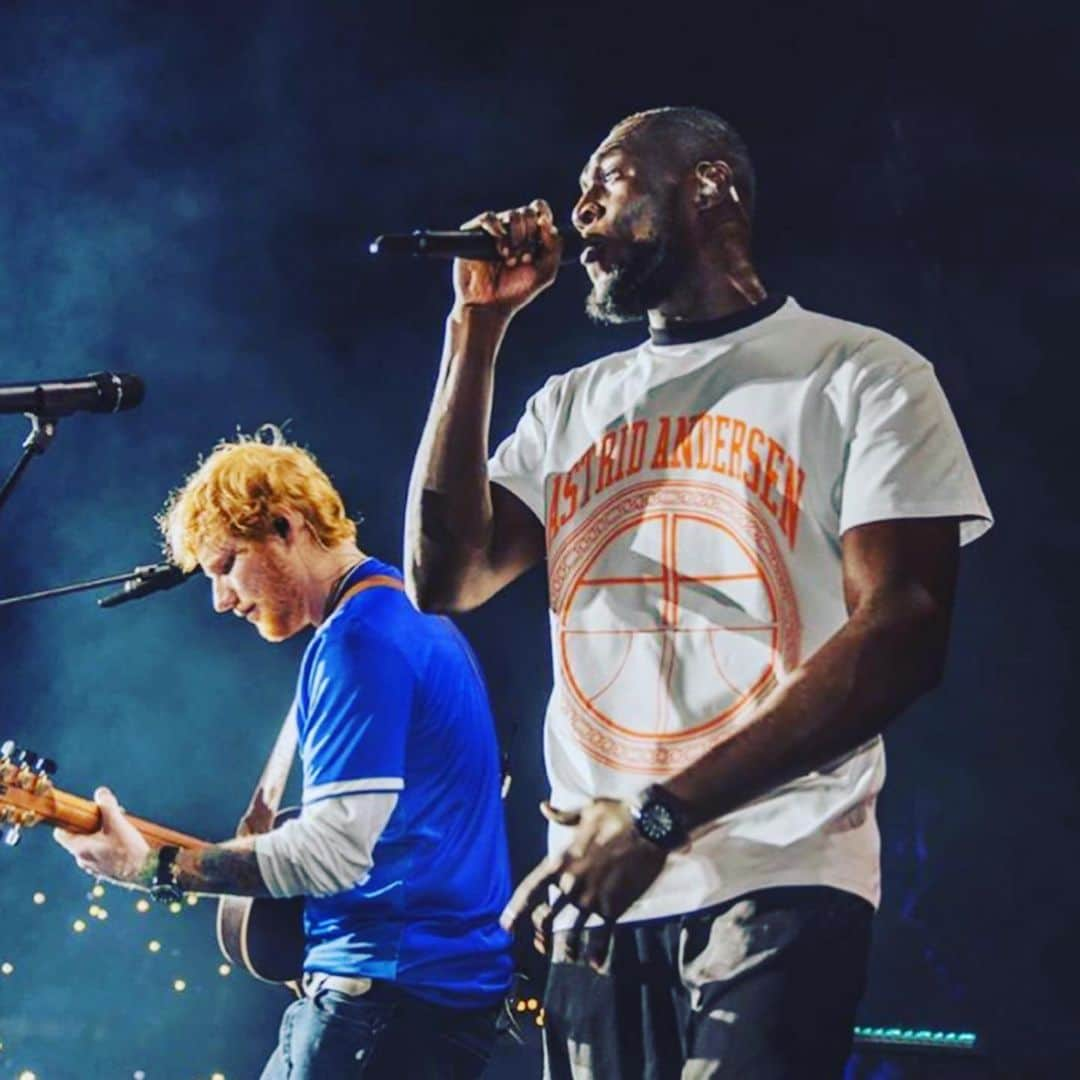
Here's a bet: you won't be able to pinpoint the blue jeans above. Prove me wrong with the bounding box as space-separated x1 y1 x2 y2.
260 980 501 1079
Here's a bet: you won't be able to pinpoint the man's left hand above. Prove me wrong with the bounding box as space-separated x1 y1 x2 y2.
53 786 154 888
500 798 667 966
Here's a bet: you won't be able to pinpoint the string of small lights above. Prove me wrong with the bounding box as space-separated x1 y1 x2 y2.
2 879 983 1074
1 881 237 1078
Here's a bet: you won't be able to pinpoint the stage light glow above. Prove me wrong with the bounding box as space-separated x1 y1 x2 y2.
32 892 45 905
88 904 101 917
168 901 183 914
1 961 14 975
72 919 87 933
148 940 161 953
218 963 232 976
135 898 150 913
91 884 105 898
526 998 539 1011
17 1070 36 1080
186 894 199 906
853 1026 979 1048
173 978 186 992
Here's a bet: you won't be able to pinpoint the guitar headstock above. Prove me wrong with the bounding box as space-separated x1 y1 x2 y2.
0 740 58 847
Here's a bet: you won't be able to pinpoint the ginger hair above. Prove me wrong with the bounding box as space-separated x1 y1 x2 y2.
159 426 356 571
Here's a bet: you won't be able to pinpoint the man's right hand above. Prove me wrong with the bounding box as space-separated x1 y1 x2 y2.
452 198 562 319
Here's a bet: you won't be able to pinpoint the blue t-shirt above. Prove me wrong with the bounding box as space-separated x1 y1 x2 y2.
296 558 512 1007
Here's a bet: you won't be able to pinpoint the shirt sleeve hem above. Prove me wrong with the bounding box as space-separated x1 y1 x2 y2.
303 777 404 807
488 473 545 524
839 502 993 546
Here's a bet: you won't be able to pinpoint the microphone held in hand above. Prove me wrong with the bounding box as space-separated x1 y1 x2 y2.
0 373 145 417
98 563 194 609
369 228 584 265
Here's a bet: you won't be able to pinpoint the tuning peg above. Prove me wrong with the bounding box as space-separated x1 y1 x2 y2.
15 750 42 772
2 822 22 847
0 739 16 760
36 757 57 777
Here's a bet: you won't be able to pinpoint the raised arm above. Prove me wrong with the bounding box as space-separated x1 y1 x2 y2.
404 200 560 612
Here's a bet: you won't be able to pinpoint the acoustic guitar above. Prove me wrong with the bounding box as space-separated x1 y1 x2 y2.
0 739 305 985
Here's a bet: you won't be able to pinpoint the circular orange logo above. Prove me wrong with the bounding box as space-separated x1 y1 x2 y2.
548 480 801 774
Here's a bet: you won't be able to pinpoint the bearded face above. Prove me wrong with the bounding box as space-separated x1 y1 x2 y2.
584 228 681 324
576 149 688 325
198 535 310 643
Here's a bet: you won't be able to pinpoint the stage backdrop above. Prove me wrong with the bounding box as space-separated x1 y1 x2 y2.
0 2 1075 1076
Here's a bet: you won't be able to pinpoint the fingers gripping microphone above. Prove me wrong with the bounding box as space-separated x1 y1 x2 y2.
369 228 585 265
0 372 145 417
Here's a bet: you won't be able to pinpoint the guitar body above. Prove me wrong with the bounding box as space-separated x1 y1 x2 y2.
216 807 306 985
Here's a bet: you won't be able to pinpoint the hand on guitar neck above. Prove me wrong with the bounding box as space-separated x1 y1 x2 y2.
53 786 159 888
2 740 304 984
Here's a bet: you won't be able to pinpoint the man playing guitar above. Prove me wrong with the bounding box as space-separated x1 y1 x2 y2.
54 427 513 1079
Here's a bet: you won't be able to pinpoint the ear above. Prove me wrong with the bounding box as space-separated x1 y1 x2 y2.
693 160 735 211
272 507 309 548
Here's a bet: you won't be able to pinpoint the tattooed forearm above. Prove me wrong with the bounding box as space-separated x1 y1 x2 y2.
173 838 271 897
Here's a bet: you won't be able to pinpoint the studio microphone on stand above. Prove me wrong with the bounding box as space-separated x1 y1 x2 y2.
0 372 145 417
369 228 584 265
98 563 194 609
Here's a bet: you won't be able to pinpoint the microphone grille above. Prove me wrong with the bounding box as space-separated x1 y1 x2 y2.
89 372 145 413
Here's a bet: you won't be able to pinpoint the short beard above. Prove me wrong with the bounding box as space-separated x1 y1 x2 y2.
584 239 663 323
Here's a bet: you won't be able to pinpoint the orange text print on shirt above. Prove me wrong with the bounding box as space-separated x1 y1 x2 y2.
546 430 804 775
546 414 807 552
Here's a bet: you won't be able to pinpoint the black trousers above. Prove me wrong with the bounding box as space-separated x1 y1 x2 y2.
543 886 873 1080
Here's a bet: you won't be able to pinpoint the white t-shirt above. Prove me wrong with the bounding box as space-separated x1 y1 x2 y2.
489 295 992 924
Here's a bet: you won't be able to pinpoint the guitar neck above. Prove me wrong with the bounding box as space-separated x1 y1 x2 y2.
43 788 208 851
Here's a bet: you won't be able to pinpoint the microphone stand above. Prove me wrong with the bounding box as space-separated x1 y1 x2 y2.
0 413 58 517
0 565 171 609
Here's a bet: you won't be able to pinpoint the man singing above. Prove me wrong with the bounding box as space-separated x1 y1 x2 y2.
55 429 512 1079
405 107 992 1077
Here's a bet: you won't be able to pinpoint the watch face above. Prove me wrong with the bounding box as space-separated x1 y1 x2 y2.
641 802 675 842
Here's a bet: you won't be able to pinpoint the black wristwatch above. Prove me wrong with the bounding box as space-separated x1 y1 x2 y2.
149 844 184 905
630 785 690 851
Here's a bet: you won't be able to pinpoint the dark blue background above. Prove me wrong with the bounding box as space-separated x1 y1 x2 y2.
0 2 1075 1076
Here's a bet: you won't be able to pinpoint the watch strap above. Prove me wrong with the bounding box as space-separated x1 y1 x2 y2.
149 844 184 904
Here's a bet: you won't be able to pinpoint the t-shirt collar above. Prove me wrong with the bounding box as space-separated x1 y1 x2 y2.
648 293 788 346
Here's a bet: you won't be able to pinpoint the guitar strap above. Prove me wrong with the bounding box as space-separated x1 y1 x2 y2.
244 573 406 823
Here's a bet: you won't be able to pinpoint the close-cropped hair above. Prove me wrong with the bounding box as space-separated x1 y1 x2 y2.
616 106 757 219
159 426 357 571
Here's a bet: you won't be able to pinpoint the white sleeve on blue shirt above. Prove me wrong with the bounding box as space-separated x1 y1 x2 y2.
254 791 398 898
253 619 415 899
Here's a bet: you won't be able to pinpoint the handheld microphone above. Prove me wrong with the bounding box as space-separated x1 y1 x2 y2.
369 228 584 265
98 563 194 609
0 372 145 417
